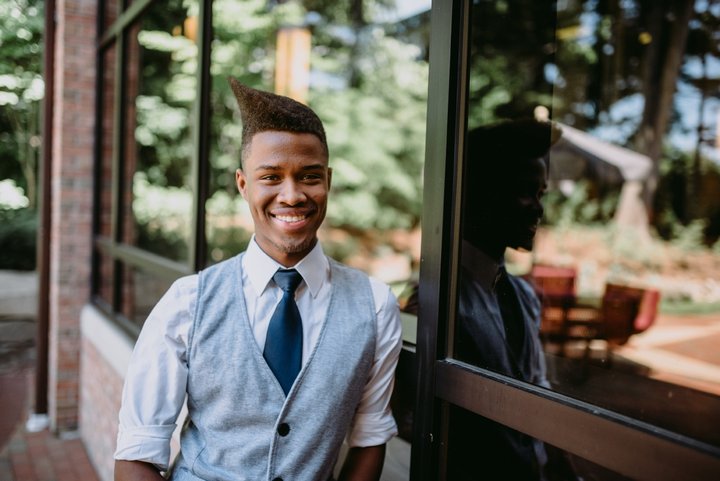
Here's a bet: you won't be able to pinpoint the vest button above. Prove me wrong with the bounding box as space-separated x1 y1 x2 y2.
277 423 290 436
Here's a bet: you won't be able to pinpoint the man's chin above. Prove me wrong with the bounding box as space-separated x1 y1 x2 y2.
274 236 317 256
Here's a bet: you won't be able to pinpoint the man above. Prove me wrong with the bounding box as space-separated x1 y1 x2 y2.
114 78 402 481
447 119 576 480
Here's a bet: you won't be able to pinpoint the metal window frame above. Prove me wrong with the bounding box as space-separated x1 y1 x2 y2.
410 1 720 480
92 0 212 323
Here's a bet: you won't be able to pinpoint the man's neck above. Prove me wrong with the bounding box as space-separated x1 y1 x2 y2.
466 237 506 263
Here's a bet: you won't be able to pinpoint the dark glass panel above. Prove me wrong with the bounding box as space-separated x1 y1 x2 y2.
95 252 115 308
454 0 720 455
122 0 198 262
99 44 116 240
119 263 174 328
103 0 122 33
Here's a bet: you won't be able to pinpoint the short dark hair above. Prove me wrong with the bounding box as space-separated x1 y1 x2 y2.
465 118 558 189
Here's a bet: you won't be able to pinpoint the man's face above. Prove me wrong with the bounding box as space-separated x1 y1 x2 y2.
501 156 548 251
236 130 332 267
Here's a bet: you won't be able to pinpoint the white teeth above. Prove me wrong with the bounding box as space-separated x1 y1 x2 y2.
276 215 305 223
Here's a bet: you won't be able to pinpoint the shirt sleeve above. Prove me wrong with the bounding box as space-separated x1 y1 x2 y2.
345 278 403 448
113 274 197 470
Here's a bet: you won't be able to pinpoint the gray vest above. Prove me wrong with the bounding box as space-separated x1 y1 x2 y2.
170 254 376 481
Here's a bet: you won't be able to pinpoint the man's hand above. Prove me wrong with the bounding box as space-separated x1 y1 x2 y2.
114 460 166 481
337 444 386 481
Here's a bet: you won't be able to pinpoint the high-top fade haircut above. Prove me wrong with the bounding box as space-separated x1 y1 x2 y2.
228 77 328 166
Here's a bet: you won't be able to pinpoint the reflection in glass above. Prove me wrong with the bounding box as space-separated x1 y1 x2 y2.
124 0 197 262
103 0 121 33
95 45 116 308
454 0 720 458
96 252 114 309
453 119 568 480
120 264 174 328
99 44 116 240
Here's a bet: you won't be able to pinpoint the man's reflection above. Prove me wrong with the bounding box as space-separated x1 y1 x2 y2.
449 118 575 480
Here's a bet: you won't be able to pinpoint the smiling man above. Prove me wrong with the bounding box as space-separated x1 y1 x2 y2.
113 79 402 481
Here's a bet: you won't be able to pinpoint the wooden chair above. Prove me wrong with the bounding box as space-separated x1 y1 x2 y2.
526 264 578 349
565 283 661 361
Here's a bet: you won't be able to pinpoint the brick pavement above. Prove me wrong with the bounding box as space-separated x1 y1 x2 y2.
0 424 99 481
0 366 100 481
0 268 100 481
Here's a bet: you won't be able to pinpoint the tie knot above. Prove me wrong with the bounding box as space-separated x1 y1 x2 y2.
273 269 303 294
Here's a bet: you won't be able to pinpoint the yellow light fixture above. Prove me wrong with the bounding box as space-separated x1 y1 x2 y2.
274 26 311 104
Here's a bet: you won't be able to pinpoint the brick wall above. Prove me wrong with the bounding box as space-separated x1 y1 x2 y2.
80 336 122 481
48 0 97 432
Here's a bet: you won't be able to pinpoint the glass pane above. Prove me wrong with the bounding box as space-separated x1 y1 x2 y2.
94 45 117 306
123 0 198 263
119 263 174 328
95 252 115 308
205 0 430 285
103 0 122 33
99 44 116 240
454 0 720 456
455 0 558 388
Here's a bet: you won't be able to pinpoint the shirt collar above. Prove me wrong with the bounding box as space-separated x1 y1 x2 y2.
461 239 504 291
243 236 329 298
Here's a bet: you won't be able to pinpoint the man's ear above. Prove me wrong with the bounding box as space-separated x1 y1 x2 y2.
327 167 332 190
236 169 247 199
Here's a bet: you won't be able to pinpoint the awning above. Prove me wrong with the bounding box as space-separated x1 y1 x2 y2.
554 122 653 182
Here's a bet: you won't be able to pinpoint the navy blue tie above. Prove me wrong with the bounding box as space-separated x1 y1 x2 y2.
264 269 303 395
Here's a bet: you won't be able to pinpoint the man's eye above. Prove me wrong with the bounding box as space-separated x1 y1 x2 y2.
260 175 279 181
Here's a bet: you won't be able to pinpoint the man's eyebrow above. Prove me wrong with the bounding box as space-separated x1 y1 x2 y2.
300 164 327 171
253 163 326 171
254 164 281 171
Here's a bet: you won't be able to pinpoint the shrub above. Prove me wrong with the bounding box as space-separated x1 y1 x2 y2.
0 208 37 270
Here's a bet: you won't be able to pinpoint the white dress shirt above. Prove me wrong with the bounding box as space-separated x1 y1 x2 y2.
115 238 402 468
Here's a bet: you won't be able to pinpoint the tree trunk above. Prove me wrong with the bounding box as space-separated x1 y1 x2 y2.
636 0 695 220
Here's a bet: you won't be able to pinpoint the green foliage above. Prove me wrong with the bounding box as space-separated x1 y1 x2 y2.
0 208 37 270
0 0 44 208
671 220 708 252
466 0 557 126
206 225 252 265
312 23 428 230
131 173 192 261
542 181 619 227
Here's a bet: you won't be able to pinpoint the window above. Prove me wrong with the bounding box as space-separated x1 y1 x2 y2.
413 1 720 479
93 0 428 339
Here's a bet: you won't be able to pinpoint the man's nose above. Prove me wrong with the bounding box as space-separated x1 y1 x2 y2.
278 180 306 205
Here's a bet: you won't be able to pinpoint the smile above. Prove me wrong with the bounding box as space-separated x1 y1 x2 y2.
273 214 309 223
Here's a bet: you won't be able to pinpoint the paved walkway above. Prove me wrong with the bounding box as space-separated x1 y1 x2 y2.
0 270 100 481
0 421 99 481
616 312 720 395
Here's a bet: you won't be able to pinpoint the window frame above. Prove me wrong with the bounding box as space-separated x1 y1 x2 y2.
410 1 720 479
93 0 210 335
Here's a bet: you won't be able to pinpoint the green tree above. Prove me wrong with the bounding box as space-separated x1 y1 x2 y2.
0 0 44 209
